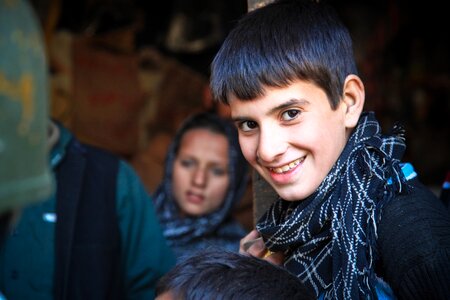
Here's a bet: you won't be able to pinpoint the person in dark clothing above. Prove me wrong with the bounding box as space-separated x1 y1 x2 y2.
210 0 450 299
155 248 316 300
0 120 176 300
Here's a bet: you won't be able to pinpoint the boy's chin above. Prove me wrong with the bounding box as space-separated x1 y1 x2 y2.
277 194 305 201
272 185 311 201
257 172 316 201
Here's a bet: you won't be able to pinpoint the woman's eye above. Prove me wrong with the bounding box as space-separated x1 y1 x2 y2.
281 109 300 121
211 167 227 176
239 120 258 132
180 159 194 168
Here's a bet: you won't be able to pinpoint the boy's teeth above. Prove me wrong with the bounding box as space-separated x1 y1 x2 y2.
271 158 302 174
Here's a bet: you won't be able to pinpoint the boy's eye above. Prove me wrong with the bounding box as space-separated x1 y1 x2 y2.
281 109 300 121
239 120 258 132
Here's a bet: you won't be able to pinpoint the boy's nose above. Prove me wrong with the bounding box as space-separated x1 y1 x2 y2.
256 127 287 163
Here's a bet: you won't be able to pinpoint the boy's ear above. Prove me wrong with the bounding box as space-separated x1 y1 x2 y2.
342 74 365 128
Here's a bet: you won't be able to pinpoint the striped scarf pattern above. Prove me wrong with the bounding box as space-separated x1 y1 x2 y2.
257 112 406 299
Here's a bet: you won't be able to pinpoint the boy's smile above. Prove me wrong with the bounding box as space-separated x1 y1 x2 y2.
230 80 354 201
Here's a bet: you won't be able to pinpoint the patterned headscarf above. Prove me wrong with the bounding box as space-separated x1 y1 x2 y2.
153 112 249 260
257 112 407 299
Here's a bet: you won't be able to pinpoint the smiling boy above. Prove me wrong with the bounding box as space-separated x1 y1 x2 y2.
230 80 361 201
210 0 450 299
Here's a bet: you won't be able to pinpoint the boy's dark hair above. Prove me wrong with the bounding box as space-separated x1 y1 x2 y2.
210 0 358 109
155 248 315 299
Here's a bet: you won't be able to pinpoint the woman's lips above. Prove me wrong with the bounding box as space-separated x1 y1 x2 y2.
186 191 204 204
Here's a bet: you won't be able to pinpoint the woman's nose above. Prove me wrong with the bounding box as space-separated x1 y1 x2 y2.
192 168 207 187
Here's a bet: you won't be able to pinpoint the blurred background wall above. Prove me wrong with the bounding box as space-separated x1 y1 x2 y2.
27 0 450 227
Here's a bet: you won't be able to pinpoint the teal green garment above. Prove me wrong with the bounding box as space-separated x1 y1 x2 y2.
0 125 176 299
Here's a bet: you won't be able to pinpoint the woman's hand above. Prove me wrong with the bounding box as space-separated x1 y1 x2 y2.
239 229 285 265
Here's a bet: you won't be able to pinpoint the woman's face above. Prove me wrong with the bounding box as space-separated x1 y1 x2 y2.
172 128 230 216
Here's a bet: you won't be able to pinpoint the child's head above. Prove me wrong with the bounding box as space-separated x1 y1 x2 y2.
210 0 358 109
209 0 365 201
155 248 316 300
170 112 247 216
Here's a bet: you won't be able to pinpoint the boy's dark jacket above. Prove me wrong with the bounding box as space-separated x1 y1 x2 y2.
376 177 450 299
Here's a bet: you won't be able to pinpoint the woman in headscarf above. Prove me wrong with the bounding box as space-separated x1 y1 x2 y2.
153 112 249 261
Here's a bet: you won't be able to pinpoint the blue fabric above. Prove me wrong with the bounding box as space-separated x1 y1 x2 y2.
318 277 397 300
387 163 416 184
375 276 397 300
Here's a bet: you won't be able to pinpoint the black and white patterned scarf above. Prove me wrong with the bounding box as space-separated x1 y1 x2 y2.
257 112 407 299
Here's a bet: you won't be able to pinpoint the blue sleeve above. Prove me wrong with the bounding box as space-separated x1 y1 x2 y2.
116 161 176 299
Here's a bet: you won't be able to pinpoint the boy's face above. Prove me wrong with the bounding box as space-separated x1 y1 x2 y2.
229 80 352 201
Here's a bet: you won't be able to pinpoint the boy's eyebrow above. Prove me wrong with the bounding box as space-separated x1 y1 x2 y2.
231 98 309 123
267 98 309 116
231 116 248 123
